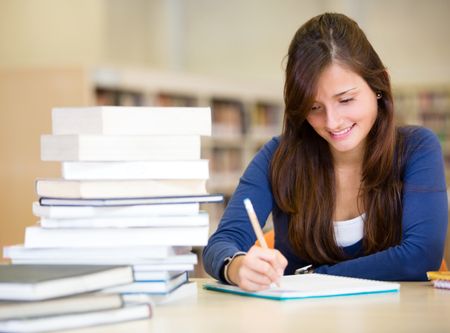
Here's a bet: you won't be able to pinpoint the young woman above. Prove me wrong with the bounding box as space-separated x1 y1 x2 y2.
202 13 448 291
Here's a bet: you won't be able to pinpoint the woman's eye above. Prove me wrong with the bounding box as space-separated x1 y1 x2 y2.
340 98 353 104
311 105 321 111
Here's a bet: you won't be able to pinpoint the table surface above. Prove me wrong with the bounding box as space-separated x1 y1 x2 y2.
65 278 450 333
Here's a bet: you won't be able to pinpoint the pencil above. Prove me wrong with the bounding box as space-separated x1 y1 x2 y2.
243 198 280 287
243 198 268 248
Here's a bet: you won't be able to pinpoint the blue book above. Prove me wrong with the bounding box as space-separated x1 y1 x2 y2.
203 273 400 301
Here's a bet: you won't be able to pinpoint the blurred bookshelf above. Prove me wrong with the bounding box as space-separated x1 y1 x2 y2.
393 86 450 185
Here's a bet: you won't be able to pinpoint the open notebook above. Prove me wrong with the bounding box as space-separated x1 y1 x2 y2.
203 273 400 301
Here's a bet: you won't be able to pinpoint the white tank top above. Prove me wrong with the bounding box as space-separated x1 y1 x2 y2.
333 214 365 247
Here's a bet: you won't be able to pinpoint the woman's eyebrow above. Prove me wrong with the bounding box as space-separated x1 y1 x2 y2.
333 87 358 97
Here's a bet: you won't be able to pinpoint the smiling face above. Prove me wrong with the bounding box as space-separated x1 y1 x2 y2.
306 62 379 162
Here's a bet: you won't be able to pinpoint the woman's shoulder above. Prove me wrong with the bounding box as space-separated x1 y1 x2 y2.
244 136 282 173
257 136 282 156
397 125 441 151
397 126 446 189
266 135 282 148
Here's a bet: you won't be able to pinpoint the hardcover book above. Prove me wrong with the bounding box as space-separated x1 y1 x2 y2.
32 201 200 218
38 212 209 228
4 245 192 261
0 293 123 320
25 226 209 247
41 134 202 161
9 252 198 266
0 303 151 333
103 272 188 294
38 193 224 207
61 160 209 180
35 179 207 199
0 265 133 301
52 106 211 136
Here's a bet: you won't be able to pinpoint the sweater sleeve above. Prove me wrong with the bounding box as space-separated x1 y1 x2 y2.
314 127 449 281
202 138 278 280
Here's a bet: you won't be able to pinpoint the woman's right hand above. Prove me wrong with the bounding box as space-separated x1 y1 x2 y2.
226 245 288 291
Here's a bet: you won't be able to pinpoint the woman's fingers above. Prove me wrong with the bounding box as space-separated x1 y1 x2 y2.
235 246 288 291
275 250 289 275
238 265 273 291
244 254 280 284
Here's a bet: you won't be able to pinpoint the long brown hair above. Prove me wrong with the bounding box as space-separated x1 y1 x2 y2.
271 13 403 264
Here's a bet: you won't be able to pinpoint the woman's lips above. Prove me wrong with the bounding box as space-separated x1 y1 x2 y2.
329 123 356 139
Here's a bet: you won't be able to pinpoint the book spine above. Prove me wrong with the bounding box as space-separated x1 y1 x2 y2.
41 135 202 161
35 179 208 199
25 227 209 247
61 160 209 180
52 107 212 136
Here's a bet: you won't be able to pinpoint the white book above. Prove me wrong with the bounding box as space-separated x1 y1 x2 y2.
61 160 210 180
103 272 188 294
39 193 223 207
133 263 194 272
4 245 192 261
35 179 207 199
41 134 201 161
133 270 185 282
10 253 198 266
32 201 200 219
0 265 133 301
152 281 197 304
123 281 197 305
9 261 196 273
39 212 209 228
0 293 124 321
0 303 151 333
52 106 211 136
25 226 209 247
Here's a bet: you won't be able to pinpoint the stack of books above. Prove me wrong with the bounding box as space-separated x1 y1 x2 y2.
0 264 152 332
427 271 450 289
4 106 222 301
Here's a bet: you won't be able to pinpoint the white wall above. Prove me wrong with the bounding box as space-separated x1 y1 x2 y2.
0 0 106 67
180 0 450 85
0 0 449 86
361 0 450 85
181 0 320 85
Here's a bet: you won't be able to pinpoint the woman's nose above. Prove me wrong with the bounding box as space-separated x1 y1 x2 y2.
325 108 343 130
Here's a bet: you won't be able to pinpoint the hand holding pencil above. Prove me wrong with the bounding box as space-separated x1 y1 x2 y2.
224 198 288 291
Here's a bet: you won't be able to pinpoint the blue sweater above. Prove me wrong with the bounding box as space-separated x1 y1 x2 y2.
203 127 448 281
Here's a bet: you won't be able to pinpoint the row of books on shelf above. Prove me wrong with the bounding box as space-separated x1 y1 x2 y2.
96 88 197 108
1 106 223 332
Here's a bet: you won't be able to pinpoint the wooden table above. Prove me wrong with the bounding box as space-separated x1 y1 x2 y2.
66 279 450 333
